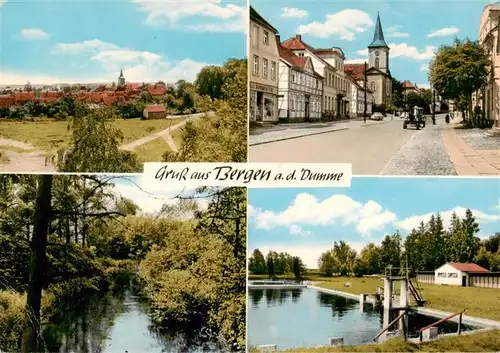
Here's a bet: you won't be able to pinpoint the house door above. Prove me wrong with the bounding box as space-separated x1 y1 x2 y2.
256 91 264 121
462 276 467 287
305 95 310 120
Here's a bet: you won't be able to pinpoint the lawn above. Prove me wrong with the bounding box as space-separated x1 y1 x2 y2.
135 137 171 163
170 126 184 149
249 274 500 321
256 329 500 352
0 117 184 152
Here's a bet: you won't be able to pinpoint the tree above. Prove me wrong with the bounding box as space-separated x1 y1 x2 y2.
318 250 336 276
266 251 275 278
429 38 490 126
391 78 405 109
21 175 52 353
56 108 141 172
195 65 226 101
358 243 382 274
163 58 247 163
249 249 266 274
291 256 305 280
332 241 357 276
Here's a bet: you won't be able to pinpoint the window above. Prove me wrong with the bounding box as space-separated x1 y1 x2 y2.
375 58 380 69
371 82 375 92
448 273 458 278
298 52 304 57
271 61 276 80
263 30 269 45
263 58 268 78
253 55 259 76
437 272 446 278
252 25 259 46
291 72 296 83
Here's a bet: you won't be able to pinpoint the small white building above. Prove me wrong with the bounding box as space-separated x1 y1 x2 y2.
434 262 490 287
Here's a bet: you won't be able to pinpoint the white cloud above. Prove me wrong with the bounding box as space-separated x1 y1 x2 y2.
420 63 429 72
354 43 436 62
289 224 310 236
131 0 245 33
390 43 436 60
0 0 7 8
416 83 430 89
297 9 374 40
52 39 118 55
386 26 410 38
1 39 212 85
281 7 308 19
396 206 500 233
19 28 49 40
428 27 459 38
249 193 396 236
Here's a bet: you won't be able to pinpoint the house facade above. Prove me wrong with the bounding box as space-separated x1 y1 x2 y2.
249 6 280 123
281 35 338 118
277 45 323 122
344 65 374 117
435 262 490 287
314 48 350 117
476 2 500 128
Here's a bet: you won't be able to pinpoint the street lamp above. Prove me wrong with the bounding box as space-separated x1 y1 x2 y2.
364 61 368 124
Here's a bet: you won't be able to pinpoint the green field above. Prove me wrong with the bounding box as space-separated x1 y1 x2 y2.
135 137 171 163
0 117 184 152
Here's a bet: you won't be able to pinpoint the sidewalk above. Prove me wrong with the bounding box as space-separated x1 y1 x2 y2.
249 118 391 146
443 122 500 176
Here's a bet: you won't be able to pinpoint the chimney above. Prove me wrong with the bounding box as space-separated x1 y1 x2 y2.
296 34 302 40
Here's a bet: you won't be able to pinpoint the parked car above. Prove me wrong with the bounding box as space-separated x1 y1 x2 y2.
370 112 384 121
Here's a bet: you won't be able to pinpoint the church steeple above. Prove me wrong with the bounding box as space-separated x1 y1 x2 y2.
118 69 125 86
368 12 389 49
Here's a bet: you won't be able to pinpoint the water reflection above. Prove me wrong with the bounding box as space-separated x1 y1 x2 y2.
42 290 221 353
250 289 303 308
248 288 476 350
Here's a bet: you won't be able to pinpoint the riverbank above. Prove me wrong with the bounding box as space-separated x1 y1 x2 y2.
271 329 500 352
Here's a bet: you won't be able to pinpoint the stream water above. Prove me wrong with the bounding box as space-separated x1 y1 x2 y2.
41 289 222 353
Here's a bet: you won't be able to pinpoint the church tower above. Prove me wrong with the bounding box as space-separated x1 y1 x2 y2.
368 12 390 73
118 69 125 86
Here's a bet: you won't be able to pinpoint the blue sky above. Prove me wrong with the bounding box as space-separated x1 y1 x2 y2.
248 177 500 268
0 0 245 85
251 0 489 88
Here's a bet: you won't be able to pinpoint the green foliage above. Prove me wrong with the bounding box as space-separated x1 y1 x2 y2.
196 65 227 100
391 78 405 109
248 249 266 274
138 187 246 350
429 38 490 126
56 108 142 172
163 59 247 162
0 291 26 352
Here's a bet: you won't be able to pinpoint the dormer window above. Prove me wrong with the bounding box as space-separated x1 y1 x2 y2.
298 53 304 57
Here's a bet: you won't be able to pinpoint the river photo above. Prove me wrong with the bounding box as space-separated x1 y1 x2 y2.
0 175 246 353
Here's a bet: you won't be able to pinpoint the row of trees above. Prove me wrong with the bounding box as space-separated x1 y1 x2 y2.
429 37 492 128
248 250 306 280
0 176 246 352
316 209 500 277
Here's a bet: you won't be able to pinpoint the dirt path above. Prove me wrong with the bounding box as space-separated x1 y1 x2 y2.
119 112 212 152
0 138 55 173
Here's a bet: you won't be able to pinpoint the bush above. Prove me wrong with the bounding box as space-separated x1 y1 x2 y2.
0 291 26 352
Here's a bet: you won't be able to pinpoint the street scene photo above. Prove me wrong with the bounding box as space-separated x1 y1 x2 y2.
0 0 247 173
247 178 500 352
0 175 246 353
249 1 500 176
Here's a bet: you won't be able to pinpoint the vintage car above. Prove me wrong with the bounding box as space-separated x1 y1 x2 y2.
403 106 426 130
370 112 384 121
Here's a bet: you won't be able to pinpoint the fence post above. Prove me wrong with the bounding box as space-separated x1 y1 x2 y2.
458 313 462 335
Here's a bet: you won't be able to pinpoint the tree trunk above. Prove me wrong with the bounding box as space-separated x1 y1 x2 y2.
21 175 53 353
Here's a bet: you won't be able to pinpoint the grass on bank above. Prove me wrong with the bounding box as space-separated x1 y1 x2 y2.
0 117 184 152
249 274 500 321
135 137 172 163
258 329 500 352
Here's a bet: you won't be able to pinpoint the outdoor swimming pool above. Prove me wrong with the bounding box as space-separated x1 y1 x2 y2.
248 288 475 350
